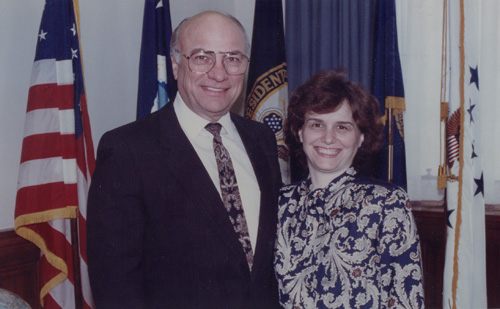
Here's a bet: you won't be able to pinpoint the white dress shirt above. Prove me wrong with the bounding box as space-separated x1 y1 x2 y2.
173 95 261 251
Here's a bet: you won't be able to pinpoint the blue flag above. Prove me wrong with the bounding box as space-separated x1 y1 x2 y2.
245 0 290 183
137 0 176 120
372 0 407 189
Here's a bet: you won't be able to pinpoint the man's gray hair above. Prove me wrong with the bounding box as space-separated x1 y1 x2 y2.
170 12 251 63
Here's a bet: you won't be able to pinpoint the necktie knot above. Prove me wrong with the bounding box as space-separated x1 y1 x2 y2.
205 123 222 137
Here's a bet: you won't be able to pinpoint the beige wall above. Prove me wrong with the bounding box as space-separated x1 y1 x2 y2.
0 0 262 230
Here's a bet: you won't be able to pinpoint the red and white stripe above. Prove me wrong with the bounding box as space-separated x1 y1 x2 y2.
15 57 94 308
447 135 460 166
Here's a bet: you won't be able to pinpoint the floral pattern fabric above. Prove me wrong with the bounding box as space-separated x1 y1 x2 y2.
274 168 425 308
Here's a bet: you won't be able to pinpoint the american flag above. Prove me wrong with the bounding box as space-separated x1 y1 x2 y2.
14 0 95 308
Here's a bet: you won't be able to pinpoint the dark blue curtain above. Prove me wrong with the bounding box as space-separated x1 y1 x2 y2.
286 0 378 94
286 0 388 182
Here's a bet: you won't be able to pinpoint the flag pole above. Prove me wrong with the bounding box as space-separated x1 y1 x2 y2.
71 217 83 309
373 0 407 189
387 107 394 183
71 1 84 308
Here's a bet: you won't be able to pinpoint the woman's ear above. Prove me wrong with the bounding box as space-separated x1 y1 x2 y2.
298 128 304 143
358 134 364 148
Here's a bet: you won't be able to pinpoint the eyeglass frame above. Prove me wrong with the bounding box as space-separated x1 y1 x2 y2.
174 49 250 76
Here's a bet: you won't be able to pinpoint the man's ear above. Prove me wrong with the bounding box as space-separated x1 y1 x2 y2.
170 54 178 80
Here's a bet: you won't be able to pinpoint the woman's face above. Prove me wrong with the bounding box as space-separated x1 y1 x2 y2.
298 101 364 183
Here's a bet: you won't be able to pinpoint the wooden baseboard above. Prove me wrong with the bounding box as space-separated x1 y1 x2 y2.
0 229 40 309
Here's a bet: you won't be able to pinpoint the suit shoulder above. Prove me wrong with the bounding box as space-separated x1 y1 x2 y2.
231 113 275 141
231 113 270 130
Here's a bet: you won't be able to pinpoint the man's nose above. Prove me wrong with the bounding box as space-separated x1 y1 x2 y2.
207 57 228 81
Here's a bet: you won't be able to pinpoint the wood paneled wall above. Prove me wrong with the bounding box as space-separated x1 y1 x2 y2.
0 211 498 309
486 215 500 307
414 209 446 308
0 229 39 309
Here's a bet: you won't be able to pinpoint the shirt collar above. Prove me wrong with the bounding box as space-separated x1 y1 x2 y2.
300 167 358 196
173 94 237 138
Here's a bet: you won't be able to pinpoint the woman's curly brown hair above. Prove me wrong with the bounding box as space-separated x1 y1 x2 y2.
285 69 384 173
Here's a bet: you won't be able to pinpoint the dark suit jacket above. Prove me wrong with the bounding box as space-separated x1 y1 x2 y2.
87 103 282 308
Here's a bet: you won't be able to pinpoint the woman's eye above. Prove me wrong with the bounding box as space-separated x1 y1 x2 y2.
336 124 353 131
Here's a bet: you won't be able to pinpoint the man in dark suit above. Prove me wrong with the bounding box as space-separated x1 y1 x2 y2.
87 11 282 308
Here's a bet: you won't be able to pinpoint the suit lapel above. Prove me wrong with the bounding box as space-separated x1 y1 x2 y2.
158 105 250 267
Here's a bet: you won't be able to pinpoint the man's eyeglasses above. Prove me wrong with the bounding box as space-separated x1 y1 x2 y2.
177 49 250 75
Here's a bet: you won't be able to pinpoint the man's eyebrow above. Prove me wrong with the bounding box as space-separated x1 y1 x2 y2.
189 48 244 55
189 48 214 54
223 50 244 55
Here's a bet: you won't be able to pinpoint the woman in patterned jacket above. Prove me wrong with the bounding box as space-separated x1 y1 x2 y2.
274 69 425 308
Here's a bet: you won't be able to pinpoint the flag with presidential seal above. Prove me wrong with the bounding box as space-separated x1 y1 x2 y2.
245 0 290 184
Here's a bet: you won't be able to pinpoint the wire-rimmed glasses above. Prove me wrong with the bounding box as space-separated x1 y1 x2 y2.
177 49 250 75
